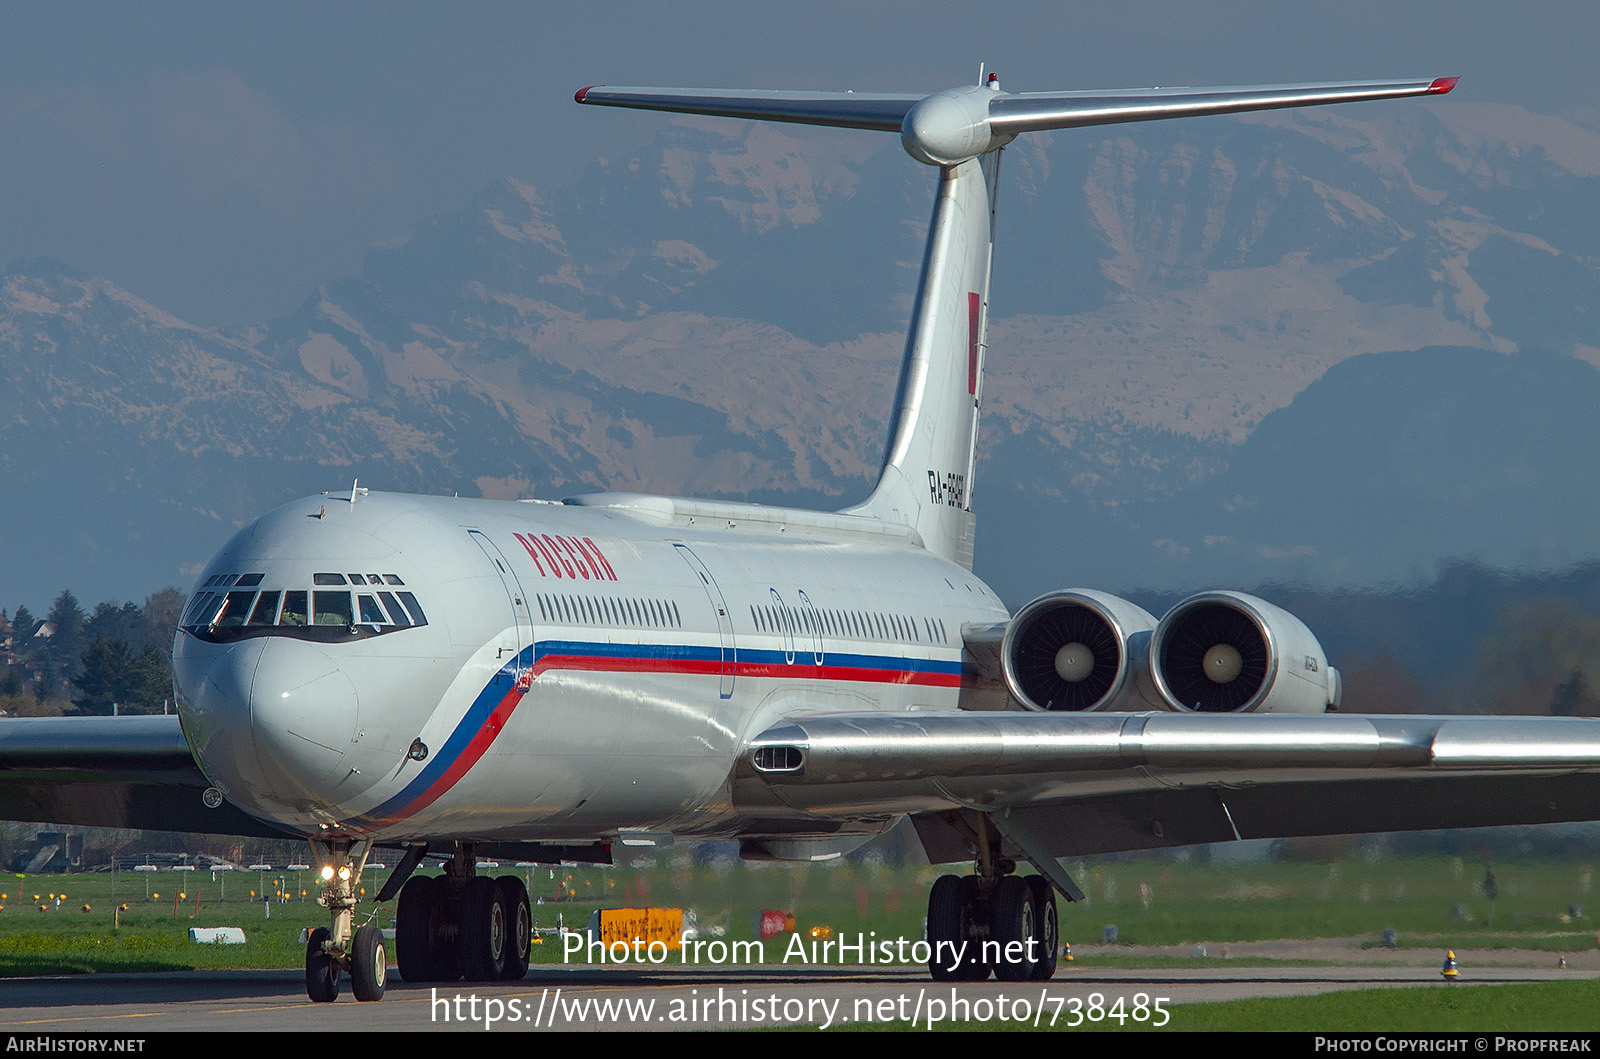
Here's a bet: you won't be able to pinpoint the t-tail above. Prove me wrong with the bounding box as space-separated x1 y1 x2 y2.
577 72 1457 568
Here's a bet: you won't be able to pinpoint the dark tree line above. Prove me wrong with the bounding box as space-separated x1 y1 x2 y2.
1 588 184 715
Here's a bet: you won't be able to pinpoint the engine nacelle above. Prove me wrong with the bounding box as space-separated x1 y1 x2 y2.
1149 591 1339 714
1002 590 1162 712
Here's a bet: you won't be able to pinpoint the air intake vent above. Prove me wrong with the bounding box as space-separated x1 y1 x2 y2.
753 745 804 772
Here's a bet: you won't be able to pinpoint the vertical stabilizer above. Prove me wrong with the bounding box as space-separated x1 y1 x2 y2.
840 152 1000 569
575 74 1458 569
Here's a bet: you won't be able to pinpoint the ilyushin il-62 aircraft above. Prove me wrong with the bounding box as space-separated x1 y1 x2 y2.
4 69 1600 1005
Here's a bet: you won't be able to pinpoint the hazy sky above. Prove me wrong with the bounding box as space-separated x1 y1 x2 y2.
1 1 1592 327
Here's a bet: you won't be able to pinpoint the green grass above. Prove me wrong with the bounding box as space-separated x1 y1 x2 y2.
851 979 1600 1032
1165 980 1600 1032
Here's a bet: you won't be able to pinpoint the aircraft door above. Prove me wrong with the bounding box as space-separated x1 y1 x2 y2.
469 529 534 689
674 543 736 699
797 590 824 666
771 588 796 666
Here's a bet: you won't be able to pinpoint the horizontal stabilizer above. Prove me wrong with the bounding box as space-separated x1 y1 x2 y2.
574 85 921 130
577 77 1457 166
987 77 1457 135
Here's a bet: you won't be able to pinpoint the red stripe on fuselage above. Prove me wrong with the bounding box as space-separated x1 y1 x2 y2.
533 653 961 687
968 291 981 395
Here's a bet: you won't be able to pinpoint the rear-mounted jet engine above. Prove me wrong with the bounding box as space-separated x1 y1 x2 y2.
1149 591 1340 713
1001 590 1161 712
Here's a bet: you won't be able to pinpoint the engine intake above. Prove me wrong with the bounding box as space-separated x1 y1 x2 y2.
1150 591 1337 714
1002 590 1158 711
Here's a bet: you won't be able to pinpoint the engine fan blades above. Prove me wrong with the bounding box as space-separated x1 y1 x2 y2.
1158 602 1268 712
1013 604 1121 711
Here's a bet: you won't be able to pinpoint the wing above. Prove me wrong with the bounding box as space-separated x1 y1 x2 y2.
738 712 1600 859
0 716 295 839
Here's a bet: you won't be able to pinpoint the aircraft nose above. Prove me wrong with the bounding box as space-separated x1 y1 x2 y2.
180 638 270 802
246 637 360 808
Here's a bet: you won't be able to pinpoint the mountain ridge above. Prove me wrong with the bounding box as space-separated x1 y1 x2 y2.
4 100 1599 609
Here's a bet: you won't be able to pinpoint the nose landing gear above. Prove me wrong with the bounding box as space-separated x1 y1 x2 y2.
305 837 386 1002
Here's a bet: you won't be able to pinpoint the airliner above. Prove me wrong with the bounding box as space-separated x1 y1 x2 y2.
3 70 1600 1005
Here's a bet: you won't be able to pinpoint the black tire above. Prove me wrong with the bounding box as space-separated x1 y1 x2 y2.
351 923 386 1002
926 874 964 982
928 875 988 981
459 875 507 982
429 883 463 983
953 876 990 982
305 926 339 1003
992 875 1036 982
396 875 438 983
1026 876 1058 981
497 876 532 981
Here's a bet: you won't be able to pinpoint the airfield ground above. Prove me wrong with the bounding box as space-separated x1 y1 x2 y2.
1 851 1596 1031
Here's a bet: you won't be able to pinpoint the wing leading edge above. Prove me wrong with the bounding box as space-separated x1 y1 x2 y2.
739 712 1600 858
0 716 294 839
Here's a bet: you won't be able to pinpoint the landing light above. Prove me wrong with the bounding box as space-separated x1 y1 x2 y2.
320 866 335 882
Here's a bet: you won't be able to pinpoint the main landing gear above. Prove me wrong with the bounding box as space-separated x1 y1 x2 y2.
924 816 1062 982
304 840 531 1002
392 843 531 986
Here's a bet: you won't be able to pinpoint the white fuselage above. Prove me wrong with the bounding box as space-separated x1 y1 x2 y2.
173 489 1009 845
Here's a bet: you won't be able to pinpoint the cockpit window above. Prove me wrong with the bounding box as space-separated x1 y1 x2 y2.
214 591 256 628
313 591 353 626
183 592 217 625
247 591 281 626
358 594 386 624
280 591 309 626
377 591 412 627
395 592 429 626
184 578 427 643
